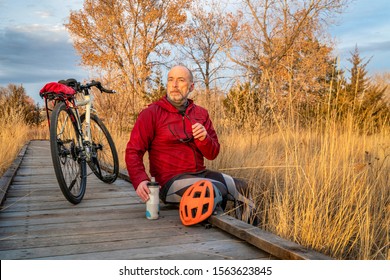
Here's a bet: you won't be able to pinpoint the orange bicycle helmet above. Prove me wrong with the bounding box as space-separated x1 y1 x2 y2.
179 180 223 226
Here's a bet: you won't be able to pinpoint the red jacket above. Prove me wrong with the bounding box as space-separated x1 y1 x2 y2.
125 96 220 189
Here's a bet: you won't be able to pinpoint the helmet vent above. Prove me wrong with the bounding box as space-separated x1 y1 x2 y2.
202 203 209 214
193 191 202 198
191 207 197 218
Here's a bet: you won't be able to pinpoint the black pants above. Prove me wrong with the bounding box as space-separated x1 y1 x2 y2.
160 169 248 206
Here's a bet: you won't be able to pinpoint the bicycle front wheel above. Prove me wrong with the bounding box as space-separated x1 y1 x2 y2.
50 102 87 204
81 113 119 183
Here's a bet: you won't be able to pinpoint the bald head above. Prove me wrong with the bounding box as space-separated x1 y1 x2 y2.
166 65 195 106
168 65 193 82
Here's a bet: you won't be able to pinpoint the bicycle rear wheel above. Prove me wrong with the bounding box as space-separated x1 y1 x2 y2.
81 113 119 183
50 102 87 204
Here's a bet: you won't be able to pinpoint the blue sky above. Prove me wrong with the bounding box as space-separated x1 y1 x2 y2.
0 0 389 103
329 0 390 73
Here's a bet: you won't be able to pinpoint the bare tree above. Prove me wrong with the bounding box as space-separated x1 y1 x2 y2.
230 0 348 81
179 0 240 95
224 0 349 121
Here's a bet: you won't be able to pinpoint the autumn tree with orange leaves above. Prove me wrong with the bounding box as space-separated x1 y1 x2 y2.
66 0 192 128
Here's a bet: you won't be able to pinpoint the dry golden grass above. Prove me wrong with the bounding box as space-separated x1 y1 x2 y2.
110 129 131 171
0 108 49 177
205 111 389 259
0 109 30 177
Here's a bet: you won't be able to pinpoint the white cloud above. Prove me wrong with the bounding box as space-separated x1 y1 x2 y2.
0 24 88 99
0 0 87 101
35 10 52 19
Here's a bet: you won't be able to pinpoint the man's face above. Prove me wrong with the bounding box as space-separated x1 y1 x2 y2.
167 66 194 105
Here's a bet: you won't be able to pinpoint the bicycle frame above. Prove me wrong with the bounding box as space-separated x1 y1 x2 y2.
75 90 93 145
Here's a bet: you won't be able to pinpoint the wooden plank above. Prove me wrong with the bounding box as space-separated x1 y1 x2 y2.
16 167 55 176
3 191 135 204
0 196 139 212
209 213 332 260
30 238 268 260
0 207 178 235
0 220 208 250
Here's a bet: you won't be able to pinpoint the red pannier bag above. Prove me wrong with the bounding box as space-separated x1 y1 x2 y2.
39 82 76 97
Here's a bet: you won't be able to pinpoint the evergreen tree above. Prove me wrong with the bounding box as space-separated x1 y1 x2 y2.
223 81 273 130
346 46 370 107
342 46 390 131
144 68 167 104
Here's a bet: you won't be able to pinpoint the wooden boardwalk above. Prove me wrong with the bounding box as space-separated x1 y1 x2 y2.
0 140 332 260
0 140 275 260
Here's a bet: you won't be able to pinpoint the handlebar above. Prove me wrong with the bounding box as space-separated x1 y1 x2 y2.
59 78 116 94
82 80 116 94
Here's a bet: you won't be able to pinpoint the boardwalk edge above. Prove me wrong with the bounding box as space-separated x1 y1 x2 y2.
0 141 30 206
209 214 333 260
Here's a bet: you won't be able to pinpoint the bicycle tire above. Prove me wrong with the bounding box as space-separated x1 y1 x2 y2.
81 113 119 183
50 102 87 204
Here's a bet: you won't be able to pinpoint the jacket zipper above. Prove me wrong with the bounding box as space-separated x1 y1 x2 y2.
181 112 198 171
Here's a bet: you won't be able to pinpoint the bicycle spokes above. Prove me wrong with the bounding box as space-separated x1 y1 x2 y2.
83 114 118 183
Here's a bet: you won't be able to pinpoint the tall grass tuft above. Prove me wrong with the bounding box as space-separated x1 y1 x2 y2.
0 108 30 177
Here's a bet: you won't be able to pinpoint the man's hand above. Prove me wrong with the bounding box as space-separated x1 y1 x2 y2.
136 180 150 202
192 123 207 141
